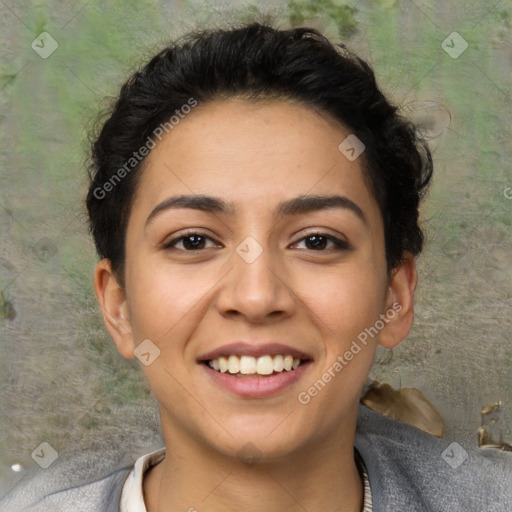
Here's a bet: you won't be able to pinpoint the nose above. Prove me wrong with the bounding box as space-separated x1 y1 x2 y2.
215 240 297 324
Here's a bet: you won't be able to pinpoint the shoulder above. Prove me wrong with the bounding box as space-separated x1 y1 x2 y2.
355 404 512 512
0 447 134 512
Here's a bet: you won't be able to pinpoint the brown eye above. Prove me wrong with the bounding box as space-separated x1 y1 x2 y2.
293 233 350 251
163 232 220 251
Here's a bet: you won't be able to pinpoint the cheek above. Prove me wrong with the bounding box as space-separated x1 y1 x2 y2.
293 266 383 416
296 262 385 342
125 261 212 343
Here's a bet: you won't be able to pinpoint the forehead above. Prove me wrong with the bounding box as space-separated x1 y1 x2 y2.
131 98 381 224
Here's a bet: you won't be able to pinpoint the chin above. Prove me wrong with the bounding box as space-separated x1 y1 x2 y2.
198 415 315 464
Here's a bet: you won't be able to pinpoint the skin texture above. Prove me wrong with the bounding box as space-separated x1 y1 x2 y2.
94 98 417 512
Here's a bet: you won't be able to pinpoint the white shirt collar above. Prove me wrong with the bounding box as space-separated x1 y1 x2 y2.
120 447 165 512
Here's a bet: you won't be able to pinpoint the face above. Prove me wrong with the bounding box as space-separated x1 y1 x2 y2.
95 98 416 462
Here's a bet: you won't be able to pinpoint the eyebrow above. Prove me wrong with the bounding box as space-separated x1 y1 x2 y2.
145 193 367 228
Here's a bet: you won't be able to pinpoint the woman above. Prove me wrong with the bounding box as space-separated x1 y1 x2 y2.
2 20 511 512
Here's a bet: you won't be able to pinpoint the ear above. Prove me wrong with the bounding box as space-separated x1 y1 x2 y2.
93 259 136 359
378 252 418 349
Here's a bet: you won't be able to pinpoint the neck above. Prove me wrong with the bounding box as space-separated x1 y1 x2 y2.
144 409 364 512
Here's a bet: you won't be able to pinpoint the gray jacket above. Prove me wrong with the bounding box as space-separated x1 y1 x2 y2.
1 404 511 511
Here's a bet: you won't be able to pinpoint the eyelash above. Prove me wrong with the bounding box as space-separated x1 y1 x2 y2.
162 231 350 252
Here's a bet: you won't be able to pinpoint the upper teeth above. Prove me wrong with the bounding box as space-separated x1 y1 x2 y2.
208 354 301 375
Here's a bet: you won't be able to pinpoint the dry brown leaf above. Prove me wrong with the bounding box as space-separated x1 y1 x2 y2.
361 381 445 438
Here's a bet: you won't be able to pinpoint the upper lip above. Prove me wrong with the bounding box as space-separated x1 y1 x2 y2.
197 342 313 362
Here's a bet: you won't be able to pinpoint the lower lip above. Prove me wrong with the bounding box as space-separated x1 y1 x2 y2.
200 362 312 398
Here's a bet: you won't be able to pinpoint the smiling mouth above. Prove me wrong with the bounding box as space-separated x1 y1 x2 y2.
203 354 310 378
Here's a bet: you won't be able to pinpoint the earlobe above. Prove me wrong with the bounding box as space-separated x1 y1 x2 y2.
378 253 418 350
93 259 136 359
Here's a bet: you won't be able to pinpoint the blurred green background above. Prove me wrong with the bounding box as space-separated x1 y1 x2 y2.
1 0 511 496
